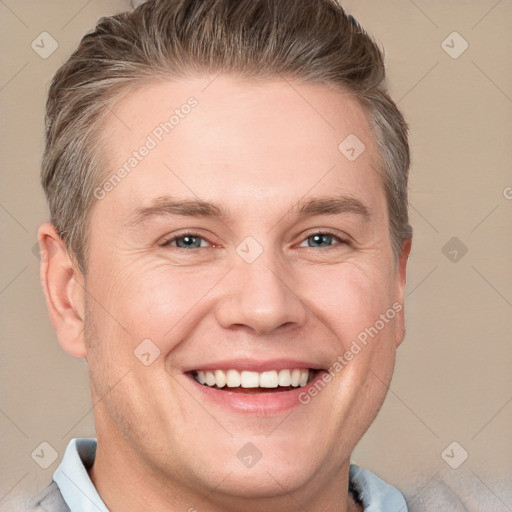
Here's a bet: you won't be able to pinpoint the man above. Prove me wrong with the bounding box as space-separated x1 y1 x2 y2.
32 0 412 510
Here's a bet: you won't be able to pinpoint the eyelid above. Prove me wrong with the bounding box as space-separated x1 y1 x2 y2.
296 229 351 247
158 228 351 250
158 230 218 248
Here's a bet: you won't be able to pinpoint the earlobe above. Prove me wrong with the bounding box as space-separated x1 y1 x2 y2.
38 223 87 358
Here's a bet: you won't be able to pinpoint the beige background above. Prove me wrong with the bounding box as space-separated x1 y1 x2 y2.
1 1 511 510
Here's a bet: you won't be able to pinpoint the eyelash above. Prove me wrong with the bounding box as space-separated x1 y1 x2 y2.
159 230 350 250
159 231 212 249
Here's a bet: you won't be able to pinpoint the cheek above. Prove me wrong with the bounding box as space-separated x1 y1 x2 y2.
93 262 228 349
303 261 397 341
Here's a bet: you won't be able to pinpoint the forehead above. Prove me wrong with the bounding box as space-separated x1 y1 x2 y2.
94 76 385 222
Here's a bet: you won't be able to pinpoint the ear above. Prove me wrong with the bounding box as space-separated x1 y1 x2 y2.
38 222 87 358
394 237 412 348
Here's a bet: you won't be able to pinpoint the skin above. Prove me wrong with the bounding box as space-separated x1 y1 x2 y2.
39 75 411 512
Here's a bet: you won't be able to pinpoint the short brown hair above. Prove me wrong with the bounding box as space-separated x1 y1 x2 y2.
42 0 412 273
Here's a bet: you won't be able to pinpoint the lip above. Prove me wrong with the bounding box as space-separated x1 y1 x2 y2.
181 358 324 373
185 368 328 415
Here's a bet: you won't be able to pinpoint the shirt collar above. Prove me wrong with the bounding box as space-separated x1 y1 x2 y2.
53 438 108 512
349 464 408 511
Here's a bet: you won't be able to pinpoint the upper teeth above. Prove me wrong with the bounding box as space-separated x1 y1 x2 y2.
195 369 310 388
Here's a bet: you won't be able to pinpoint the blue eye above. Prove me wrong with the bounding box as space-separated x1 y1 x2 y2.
299 232 347 249
159 231 348 251
160 233 209 249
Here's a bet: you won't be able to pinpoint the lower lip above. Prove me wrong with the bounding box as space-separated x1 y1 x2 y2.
188 371 326 415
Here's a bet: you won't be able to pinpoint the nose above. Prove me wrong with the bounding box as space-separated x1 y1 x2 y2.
214 248 308 336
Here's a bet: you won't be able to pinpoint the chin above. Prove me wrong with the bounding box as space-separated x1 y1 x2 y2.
209 463 313 499
184 434 328 499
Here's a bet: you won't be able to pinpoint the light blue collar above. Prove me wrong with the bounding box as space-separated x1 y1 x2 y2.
349 464 408 511
53 438 108 512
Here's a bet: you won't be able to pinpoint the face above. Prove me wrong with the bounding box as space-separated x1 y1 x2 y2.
60 76 409 503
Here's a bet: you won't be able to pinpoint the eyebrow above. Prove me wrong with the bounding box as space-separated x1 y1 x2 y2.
125 194 371 228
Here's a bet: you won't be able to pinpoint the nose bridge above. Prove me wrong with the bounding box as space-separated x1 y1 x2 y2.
214 241 307 335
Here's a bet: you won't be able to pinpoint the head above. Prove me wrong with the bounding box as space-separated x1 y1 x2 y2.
39 0 412 509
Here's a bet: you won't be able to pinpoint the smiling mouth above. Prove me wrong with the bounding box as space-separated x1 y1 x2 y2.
189 368 319 393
